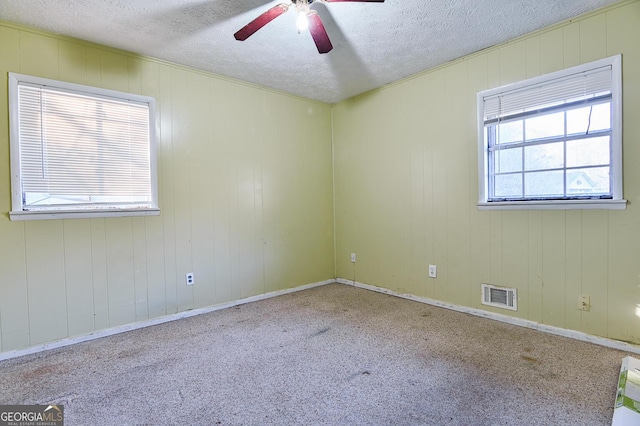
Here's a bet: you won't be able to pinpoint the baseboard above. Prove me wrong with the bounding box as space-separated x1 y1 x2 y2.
336 277 640 355
6 277 636 361
0 279 335 362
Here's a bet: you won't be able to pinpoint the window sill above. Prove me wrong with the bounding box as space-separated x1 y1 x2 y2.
9 208 160 221
477 199 627 211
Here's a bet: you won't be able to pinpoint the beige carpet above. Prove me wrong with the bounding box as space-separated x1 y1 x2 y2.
0 283 632 425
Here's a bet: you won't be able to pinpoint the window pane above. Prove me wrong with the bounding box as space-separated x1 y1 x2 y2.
494 174 522 198
493 147 522 173
566 106 590 135
589 103 611 132
566 167 610 196
497 120 523 144
566 136 610 168
567 103 611 135
525 112 564 140
524 142 564 171
524 170 564 197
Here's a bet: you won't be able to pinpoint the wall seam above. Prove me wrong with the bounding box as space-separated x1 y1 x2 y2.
331 106 337 279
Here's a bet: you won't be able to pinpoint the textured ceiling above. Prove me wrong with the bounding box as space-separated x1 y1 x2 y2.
0 0 621 103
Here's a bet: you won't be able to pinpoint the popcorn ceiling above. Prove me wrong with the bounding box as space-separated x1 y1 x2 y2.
0 0 619 103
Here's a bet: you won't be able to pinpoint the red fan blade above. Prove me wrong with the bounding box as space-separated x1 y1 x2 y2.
234 4 289 41
307 12 333 54
323 0 385 2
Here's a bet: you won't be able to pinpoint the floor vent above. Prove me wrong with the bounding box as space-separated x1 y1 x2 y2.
481 284 517 311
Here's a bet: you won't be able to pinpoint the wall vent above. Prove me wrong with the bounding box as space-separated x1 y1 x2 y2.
481 284 517 311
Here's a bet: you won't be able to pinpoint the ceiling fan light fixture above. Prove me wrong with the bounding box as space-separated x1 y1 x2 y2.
296 11 309 32
234 0 385 53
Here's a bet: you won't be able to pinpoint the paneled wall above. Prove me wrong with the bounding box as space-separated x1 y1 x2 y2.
0 23 335 353
334 1 640 345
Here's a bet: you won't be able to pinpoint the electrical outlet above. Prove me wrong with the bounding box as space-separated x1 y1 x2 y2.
579 294 590 311
350 253 356 263
428 265 437 278
186 272 194 286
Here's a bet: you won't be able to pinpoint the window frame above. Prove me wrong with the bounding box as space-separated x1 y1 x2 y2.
8 73 160 221
476 54 625 210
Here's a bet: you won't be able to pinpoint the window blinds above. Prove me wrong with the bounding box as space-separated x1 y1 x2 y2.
17 83 152 209
482 66 612 122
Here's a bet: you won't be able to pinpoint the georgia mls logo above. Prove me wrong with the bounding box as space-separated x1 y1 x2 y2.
0 404 64 426
44 405 63 418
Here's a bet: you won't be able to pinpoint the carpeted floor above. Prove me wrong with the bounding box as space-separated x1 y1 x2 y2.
0 282 632 425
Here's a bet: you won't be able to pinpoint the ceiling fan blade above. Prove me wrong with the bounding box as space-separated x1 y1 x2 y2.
307 12 333 54
234 4 289 41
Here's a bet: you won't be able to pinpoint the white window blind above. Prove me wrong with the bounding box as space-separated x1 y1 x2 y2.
9 73 159 220
482 66 612 122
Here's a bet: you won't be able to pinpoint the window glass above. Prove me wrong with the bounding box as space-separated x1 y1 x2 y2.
566 167 610 195
524 171 564 197
566 104 611 135
493 147 522 174
566 137 610 168
494 174 522 198
524 142 564 171
525 112 564 140
497 120 523 144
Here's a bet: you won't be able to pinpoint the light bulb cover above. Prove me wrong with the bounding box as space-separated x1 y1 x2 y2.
296 12 309 31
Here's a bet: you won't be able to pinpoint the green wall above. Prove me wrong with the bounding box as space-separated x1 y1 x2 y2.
333 0 640 345
0 23 335 353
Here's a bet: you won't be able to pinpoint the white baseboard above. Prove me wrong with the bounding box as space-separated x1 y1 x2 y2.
0 279 335 362
5 277 637 361
336 277 640 355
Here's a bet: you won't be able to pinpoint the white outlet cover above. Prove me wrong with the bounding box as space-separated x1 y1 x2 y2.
350 253 356 263
428 265 437 278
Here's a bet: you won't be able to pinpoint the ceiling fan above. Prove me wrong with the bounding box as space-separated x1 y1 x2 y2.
234 0 385 54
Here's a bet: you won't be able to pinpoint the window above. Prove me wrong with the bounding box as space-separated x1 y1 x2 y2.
9 73 159 220
477 55 625 210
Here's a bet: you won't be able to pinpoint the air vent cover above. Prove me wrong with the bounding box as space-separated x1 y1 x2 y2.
481 284 518 311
